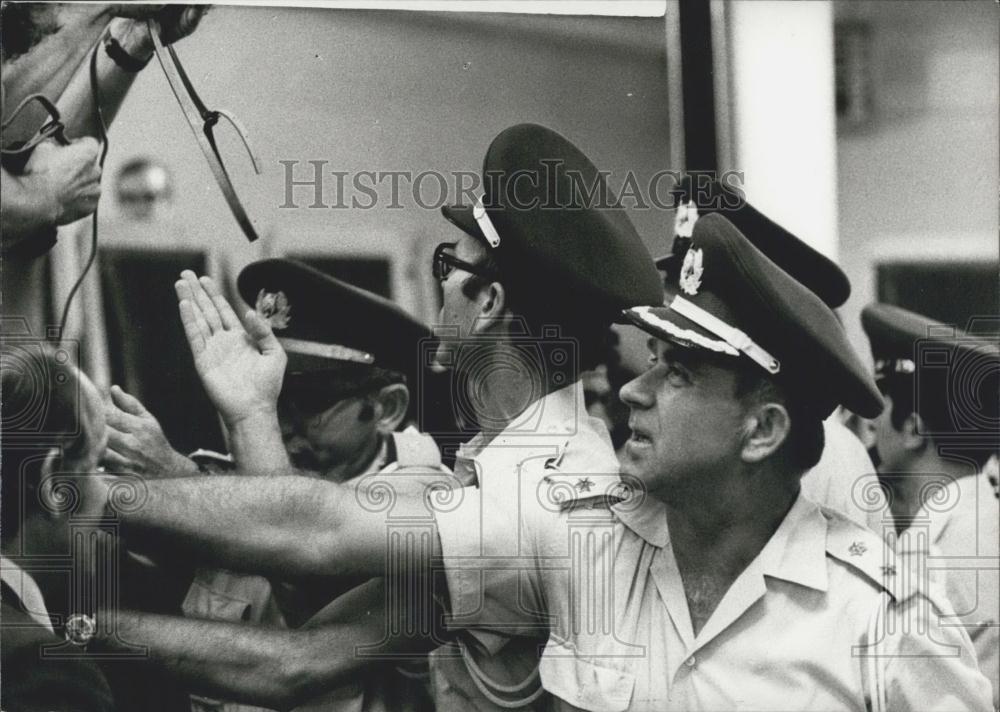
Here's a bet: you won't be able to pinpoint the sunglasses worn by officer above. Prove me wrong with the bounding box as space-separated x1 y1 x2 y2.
432 242 498 282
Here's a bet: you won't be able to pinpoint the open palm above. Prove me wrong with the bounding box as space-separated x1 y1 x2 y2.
175 271 286 426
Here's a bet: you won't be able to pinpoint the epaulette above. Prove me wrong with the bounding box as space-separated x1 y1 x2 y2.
188 448 236 473
822 506 908 603
540 473 627 513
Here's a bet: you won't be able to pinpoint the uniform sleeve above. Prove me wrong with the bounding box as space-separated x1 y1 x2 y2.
882 588 993 712
434 479 551 655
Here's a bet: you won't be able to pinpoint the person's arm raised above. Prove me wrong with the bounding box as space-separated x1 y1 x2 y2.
174 270 290 475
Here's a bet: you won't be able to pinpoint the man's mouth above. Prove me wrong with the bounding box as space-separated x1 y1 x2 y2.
627 422 652 447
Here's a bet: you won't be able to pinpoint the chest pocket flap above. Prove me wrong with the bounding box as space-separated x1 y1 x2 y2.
539 636 635 712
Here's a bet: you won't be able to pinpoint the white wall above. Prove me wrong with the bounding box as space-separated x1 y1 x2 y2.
100 7 673 325
727 0 839 260
835 0 999 352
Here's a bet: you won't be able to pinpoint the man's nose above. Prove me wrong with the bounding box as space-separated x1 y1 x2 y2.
618 372 652 409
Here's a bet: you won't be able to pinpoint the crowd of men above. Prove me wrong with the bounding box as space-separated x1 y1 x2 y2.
2 5 998 712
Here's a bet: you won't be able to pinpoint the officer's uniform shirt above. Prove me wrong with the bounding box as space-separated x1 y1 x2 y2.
1 554 54 632
801 417 889 533
442 474 992 712
432 380 621 711
910 467 999 708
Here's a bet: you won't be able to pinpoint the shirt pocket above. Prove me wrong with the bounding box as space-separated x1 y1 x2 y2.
539 636 635 712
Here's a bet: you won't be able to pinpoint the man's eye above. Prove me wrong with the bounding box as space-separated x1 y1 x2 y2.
665 362 690 382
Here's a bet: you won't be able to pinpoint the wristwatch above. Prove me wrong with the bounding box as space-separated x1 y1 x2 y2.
105 36 151 73
64 613 97 646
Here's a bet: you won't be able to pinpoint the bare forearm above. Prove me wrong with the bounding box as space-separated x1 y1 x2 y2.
99 611 371 710
0 168 57 241
56 19 152 138
226 410 292 476
115 474 390 579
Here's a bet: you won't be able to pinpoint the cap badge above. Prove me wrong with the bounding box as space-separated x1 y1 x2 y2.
674 200 699 239
255 289 291 330
679 247 704 296
473 195 502 249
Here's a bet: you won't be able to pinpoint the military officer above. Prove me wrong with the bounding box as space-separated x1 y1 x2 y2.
90 123 664 710
546 213 989 710
862 302 999 706
656 174 885 532
422 211 992 711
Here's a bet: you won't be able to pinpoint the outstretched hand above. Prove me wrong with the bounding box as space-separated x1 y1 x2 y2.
102 385 198 477
175 271 286 427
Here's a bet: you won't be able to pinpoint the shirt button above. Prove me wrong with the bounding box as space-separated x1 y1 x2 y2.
685 656 696 668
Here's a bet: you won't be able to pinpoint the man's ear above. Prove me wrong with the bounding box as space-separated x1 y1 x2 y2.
371 384 410 435
901 413 929 453
470 281 507 336
740 403 792 464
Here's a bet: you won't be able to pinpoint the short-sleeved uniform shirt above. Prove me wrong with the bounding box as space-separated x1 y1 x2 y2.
439 462 993 711
902 467 999 708
801 417 889 533
433 381 622 710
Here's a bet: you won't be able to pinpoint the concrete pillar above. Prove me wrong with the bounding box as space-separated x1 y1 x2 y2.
724 0 839 260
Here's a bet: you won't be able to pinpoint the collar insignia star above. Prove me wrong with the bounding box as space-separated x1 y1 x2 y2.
255 289 291 330
848 541 868 557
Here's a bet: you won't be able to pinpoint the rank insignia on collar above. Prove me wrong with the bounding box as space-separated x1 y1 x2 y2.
574 477 594 492
679 247 704 296
255 289 291 330
674 200 699 239
848 541 868 557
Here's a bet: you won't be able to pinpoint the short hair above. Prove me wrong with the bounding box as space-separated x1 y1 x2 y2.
734 366 826 473
1 345 96 544
881 373 998 470
459 240 614 373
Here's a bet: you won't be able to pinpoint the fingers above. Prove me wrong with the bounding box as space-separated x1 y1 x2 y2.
181 270 224 333
101 447 138 475
158 4 209 44
109 385 147 416
106 428 142 460
105 399 142 433
176 282 208 355
199 275 243 330
244 309 284 356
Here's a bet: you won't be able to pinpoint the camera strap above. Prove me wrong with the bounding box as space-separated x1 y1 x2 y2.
148 19 262 242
